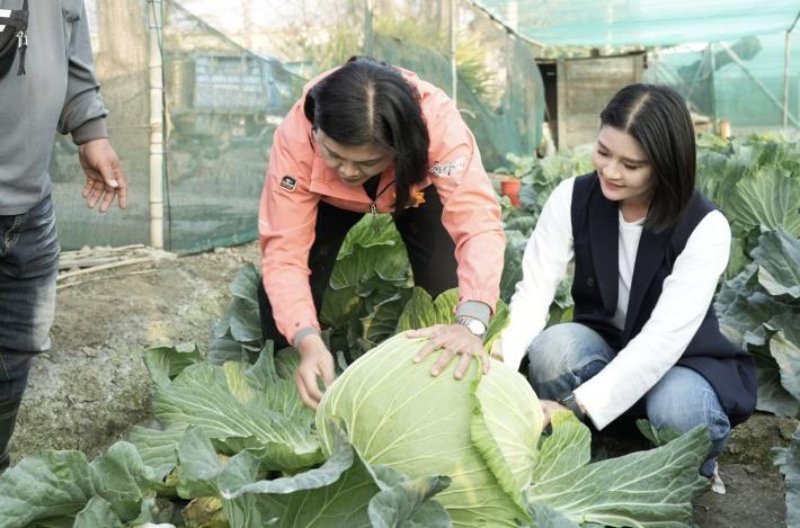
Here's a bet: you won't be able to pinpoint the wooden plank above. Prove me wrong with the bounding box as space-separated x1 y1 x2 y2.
58 258 157 281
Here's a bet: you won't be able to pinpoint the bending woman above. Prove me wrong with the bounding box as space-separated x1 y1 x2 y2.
498 84 757 485
258 57 505 409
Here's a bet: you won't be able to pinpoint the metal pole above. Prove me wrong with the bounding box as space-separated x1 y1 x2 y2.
148 0 164 249
364 0 374 56
450 0 457 102
783 11 800 127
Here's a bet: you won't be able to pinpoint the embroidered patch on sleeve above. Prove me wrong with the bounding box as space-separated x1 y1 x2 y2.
429 156 467 178
280 175 298 192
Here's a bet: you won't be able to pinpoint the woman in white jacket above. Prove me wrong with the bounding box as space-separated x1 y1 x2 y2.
498 84 757 488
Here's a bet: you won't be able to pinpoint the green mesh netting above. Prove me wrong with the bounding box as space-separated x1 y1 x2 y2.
373 0 543 168
162 0 305 252
646 34 800 132
51 0 151 250
51 0 545 252
470 0 800 131
470 1 799 46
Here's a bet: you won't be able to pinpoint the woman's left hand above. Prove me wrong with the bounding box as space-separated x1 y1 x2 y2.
540 400 569 427
406 324 489 379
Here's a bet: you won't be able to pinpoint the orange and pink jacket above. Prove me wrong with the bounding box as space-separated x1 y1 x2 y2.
258 67 505 344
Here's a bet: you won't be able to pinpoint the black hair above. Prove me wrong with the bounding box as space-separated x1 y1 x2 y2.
599 84 696 232
304 56 430 211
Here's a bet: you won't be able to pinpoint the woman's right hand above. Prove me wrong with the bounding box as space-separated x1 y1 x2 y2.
294 334 336 410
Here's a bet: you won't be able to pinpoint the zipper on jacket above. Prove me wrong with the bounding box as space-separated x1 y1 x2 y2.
16 30 26 76
369 203 378 232
369 180 394 233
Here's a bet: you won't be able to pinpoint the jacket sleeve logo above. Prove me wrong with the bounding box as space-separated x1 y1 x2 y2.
429 156 466 178
280 175 298 192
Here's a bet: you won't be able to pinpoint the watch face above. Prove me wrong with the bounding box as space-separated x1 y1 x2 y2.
467 319 487 335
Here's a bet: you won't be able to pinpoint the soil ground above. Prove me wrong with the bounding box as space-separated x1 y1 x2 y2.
10 241 796 528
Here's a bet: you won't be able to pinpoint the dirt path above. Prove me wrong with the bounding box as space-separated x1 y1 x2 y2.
695 413 796 528
12 243 262 458
10 242 795 526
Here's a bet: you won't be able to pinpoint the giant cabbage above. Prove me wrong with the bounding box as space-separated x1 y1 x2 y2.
317 333 712 527
318 333 542 526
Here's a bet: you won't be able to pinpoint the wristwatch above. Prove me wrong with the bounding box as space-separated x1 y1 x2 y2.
455 315 487 339
557 392 586 422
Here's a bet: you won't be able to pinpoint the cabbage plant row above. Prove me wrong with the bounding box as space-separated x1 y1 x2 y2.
0 288 712 528
0 245 712 527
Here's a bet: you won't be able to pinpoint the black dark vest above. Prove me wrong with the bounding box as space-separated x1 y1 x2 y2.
570 172 757 426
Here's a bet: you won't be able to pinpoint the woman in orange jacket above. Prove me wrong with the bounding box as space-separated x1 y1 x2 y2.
258 56 505 409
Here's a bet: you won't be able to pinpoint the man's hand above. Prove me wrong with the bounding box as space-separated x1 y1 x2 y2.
294 334 336 410
407 324 488 379
78 138 128 213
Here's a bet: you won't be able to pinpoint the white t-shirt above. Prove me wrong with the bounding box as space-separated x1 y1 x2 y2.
611 211 645 330
500 176 731 430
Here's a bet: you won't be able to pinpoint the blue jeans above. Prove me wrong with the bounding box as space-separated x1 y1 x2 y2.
0 195 59 401
527 322 730 477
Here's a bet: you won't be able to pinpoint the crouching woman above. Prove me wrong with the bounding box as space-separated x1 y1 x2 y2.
497 84 757 486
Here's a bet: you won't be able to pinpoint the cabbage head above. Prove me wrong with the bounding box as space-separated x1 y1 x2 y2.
317 333 544 527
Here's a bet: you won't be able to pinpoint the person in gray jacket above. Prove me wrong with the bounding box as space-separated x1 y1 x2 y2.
0 0 127 471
